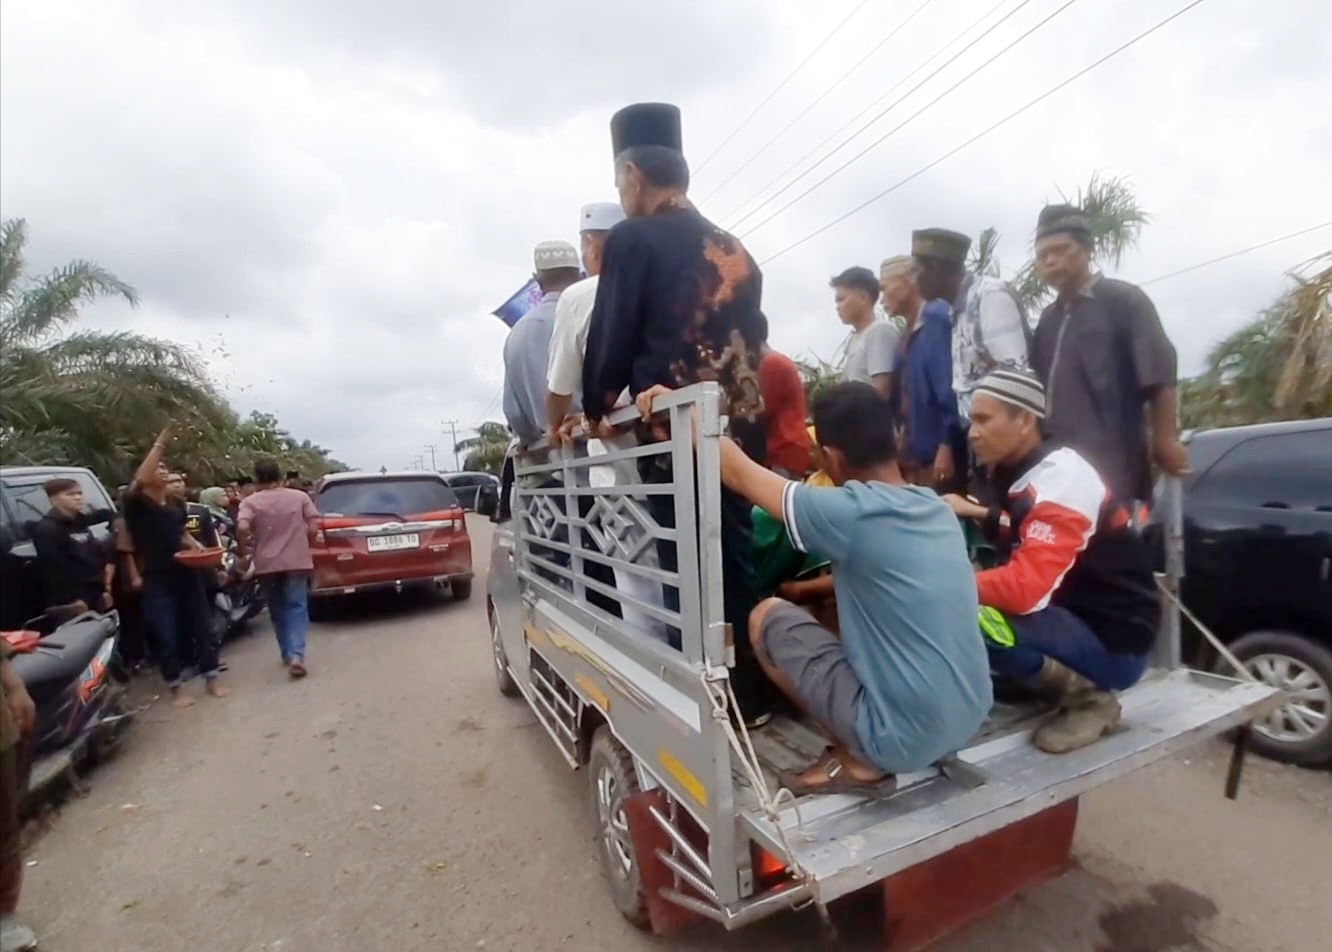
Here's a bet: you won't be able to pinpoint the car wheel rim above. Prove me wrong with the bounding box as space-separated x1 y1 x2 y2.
1245 652 1332 745
489 611 506 681
595 763 634 880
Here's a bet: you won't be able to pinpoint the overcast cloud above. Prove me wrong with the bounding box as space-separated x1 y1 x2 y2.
2 0 1329 470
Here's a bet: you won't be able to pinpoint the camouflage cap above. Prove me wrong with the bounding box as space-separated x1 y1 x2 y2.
911 228 971 265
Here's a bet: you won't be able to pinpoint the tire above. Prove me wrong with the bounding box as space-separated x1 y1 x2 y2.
452 578 473 601
308 598 332 622
488 602 520 699
587 727 650 930
1226 630 1332 767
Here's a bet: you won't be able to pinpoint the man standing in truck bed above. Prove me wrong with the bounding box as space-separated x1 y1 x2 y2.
582 102 770 722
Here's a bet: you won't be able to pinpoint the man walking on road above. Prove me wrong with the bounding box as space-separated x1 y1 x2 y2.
1 636 38 951
238 460 320 678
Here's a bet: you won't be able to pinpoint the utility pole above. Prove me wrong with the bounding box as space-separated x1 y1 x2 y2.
424 443 438 472
442 419 461 470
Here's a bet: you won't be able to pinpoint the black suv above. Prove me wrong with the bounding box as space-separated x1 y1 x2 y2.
442 471 500 511
1170 418 1332 766
0 465 118 629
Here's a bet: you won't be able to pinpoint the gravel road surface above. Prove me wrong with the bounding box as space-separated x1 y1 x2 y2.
17 517 1331 952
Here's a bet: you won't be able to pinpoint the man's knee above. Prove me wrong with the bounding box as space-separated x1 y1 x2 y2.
748 597 787 653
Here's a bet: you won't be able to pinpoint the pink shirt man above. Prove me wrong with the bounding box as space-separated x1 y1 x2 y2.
237 487 319 574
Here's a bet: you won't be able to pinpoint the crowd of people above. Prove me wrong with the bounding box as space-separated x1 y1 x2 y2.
1 440 322 950
500 101 1188 797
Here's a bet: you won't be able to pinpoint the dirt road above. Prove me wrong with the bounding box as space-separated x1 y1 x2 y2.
17 517 1331 952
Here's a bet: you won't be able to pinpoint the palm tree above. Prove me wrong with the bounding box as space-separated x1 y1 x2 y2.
795 355 842 410
1181 251 1332 428
455 421 511 475
1 218 239 480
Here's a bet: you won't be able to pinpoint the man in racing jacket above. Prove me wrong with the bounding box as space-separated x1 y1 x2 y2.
945 368 1159 754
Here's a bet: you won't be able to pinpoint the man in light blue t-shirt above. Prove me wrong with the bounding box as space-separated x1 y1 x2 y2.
692 380 991 794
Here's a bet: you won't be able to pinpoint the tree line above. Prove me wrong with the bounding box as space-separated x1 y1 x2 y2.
0 219 348 489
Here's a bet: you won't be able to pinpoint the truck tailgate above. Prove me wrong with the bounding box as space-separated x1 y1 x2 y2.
739 669 1281 904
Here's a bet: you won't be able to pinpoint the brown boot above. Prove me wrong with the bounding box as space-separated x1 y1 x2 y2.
1027 657 1122 754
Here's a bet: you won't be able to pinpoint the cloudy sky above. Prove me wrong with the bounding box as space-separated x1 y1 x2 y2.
3 0 1329 470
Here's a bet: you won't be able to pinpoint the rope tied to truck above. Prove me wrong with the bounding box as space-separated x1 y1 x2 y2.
699 663 814 891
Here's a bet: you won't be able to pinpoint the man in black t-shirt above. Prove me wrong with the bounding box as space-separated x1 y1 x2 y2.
32 478 115 616
124 426 231 706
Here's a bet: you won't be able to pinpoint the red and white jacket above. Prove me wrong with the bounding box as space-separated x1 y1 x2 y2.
975 444 1158 653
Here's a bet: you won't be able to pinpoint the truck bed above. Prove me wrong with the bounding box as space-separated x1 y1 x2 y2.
736 669 1279 904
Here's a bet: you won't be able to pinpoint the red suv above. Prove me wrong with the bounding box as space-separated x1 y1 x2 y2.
310 472 473 609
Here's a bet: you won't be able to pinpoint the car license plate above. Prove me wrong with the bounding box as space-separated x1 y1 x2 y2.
367 533 419 553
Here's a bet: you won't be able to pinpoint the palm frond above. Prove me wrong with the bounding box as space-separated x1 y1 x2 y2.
0 219 29 305
1061 172 1152 268
1 260 138 344
967 227 1002 278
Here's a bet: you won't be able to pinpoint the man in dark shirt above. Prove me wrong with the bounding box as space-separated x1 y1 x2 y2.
32 478 115 615
582 102 770 722
124 425 230 706
1030 204 1189 505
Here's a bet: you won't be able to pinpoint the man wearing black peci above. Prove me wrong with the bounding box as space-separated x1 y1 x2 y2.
582 102 771 723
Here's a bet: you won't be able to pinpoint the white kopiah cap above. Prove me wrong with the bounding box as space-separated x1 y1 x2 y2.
533 239 580 272
579 202 625 234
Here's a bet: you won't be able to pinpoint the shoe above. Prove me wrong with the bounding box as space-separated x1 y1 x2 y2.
1027 656 1095 700
1034 690 1122 754
1 915 38 952
288 660 307 679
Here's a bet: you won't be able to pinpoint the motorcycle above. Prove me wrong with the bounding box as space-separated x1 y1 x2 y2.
3 609 132 802
214 547 263 638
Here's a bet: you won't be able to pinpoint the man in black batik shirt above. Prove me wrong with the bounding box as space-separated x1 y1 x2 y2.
582 102 773 724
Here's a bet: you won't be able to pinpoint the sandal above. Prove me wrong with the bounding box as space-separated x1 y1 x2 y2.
778 750 897 799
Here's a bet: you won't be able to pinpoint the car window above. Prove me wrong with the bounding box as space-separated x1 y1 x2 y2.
316 478 460 518
0 472 116 537
1192 431 1332 511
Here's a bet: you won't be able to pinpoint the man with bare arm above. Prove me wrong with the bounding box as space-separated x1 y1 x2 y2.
123 424 230 706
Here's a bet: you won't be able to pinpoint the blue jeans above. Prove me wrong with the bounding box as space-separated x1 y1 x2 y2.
986 605 1147 692
143 567 218 687
260 572 310 664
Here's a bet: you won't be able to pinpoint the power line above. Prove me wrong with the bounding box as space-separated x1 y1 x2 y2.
693 0 872 175
760 0 1210 265
697 0 937 206
1140 222 1332 287
718 0 1016 226
738 0 1082 240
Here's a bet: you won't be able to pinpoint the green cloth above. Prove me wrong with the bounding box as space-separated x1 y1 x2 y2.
751 506 830 598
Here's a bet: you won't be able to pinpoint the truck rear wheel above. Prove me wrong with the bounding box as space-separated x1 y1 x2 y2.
488 602 519 698
588 727 649 929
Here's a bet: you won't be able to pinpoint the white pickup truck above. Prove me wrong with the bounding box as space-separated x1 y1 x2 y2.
478 383 1281 949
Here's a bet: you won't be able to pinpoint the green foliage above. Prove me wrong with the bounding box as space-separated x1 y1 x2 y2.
1181 253 1332 428
0 218 346 488
455 421 510 475
794 355 842 410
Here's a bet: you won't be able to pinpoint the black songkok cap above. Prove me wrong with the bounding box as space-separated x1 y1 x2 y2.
1036 203 1093 242
611 103 683 158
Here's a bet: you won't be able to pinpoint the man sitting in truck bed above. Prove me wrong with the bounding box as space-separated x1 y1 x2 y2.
942 369 1159 754
677 381 993 794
